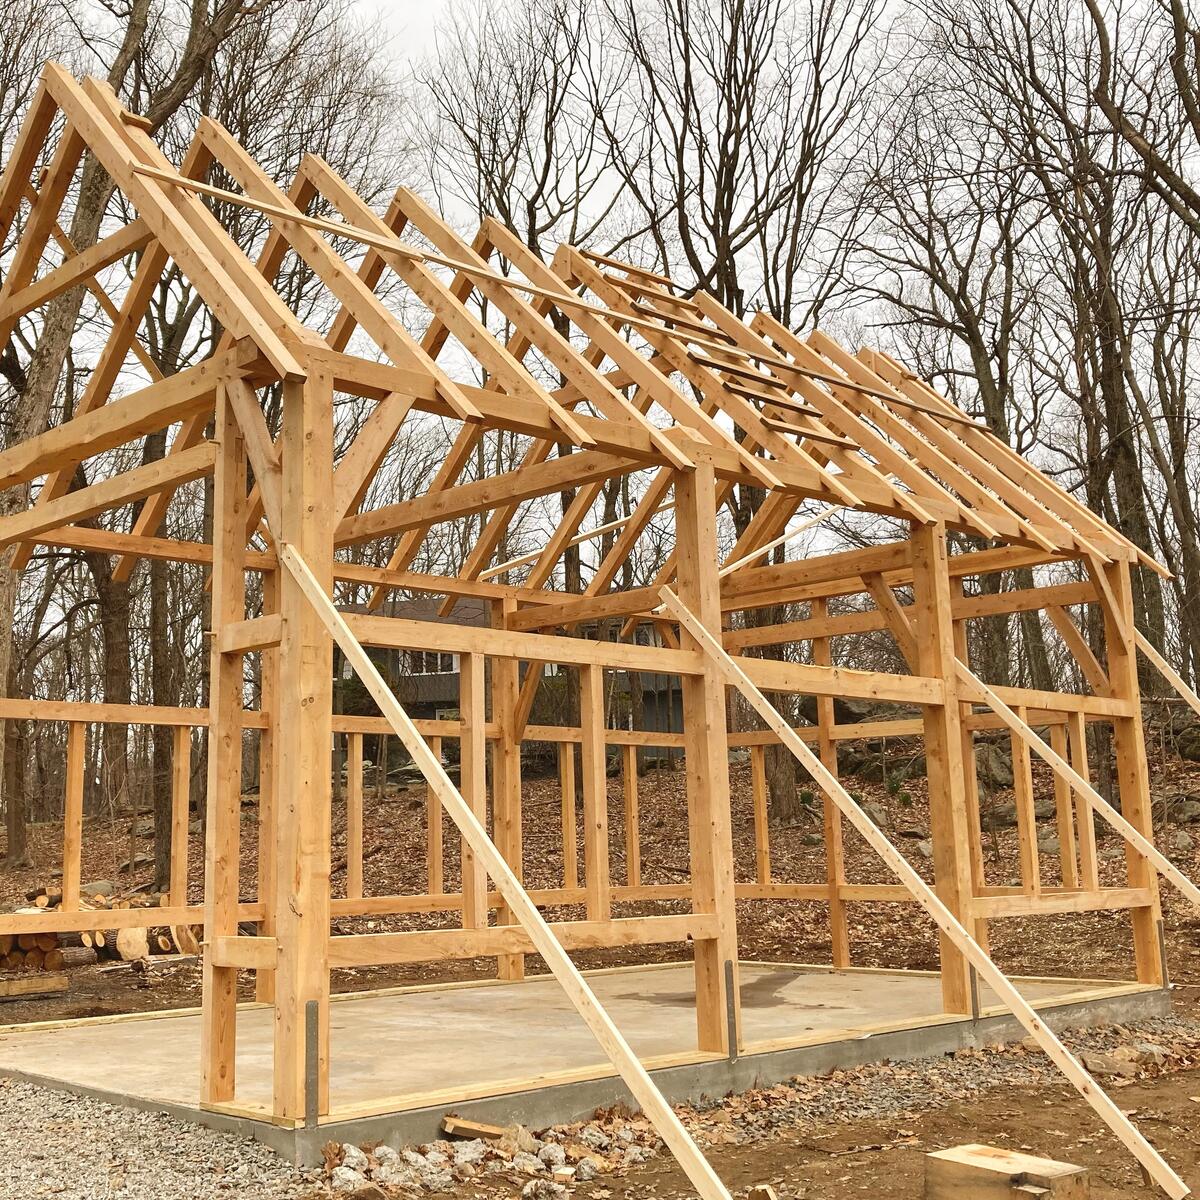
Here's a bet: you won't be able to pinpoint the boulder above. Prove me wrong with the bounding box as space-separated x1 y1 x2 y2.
975 742 1013 791
859 800 889 829
1178 725 1200 761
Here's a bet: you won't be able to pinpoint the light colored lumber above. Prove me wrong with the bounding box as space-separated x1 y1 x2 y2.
659 584 1190 1200
279 541 735 1200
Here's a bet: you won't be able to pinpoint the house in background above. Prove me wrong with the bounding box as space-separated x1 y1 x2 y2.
335 596 683 772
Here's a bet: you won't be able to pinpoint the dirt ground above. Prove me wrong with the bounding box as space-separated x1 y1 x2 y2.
3 749 1200 1196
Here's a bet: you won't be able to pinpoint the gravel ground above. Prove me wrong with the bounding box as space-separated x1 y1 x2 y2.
3 1012 1198 1199
0 1079 326 1200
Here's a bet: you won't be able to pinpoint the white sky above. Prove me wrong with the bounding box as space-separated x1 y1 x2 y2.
362 1 446 57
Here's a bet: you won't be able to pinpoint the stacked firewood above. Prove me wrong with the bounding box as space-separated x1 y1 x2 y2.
0 930 64 972
11 884 198 965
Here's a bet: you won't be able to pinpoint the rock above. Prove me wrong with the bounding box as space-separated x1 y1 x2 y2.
1133 1041 1169 1067
374 1146 401 1168
975 742 1013 791
453 1138 487 1166
512 1151 544 1175
500 1125 541 1155
860 800 889 829
579 1124 611 1151
1037 834 1061 856
538 1143 567 1169
1101 845 1125 861
522 1182 569 1199
1174 829 1194 853
372 1159 416 1189
81 879 115 898
1082 1051 1139 1078
622 1145 650 1164
401 1148 427 1169
1178 725 1200 761
799 832 822 847
915 838 933 859
330 1165 368 1192
423 1147 449 1167
575 1159 598 1182
340 1145 369 1174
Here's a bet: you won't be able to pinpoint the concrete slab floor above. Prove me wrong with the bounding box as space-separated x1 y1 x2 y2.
0 962 1139 1119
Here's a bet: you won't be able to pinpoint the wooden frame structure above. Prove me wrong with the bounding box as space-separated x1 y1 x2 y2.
2 64 1199 1198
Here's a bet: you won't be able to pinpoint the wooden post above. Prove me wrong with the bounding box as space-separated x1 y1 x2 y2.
427 735 443 894
951 580 989 952
674 464 740 1053
622 743 640 888
61 721 85 910
812 598 849 967
271 371 334 1121
460 651 488 929
1011 709 1041 895
345 732 364 900
1102 560 1164 985
580 663 611 921
560 740 578 890
201 385 248 1105
255 567 279 1004
910 522 973 1015
1068 712 1100 891
169 725 191 909
492 600 524 980
1049 722 1080 888
750 743 770 885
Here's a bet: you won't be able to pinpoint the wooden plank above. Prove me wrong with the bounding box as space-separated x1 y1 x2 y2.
0 217 152 324
0 442 216 549
327 915 711 967
1011 710 1041 896
427 736 444 896
750 744 770 885
210 935 278 972
170 725 192 909
1068 712 1099 891
560 742 579 890
0 973 68 1001
271 371 335 1122
579 663 612 922
925 1143 1088 1200
1049 723 1080 889
623 744 641 889
659 584 1189 1200
277 542 736 1200
60 722 85 910
491 600 524 980
199 390 247 1106
460 652 489 930
1047 605 1111 695
345 733 364 901
675 464 740 1054
813 597 849 966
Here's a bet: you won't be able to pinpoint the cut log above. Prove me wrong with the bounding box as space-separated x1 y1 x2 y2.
170 924 200 956
42 947 65 972
34 932 58 953
22 948 44 972
0 933 12 956
114 926 150 962
60 946 97 968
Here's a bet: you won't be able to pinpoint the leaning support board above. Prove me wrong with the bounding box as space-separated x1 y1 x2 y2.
953 660 1200 913
659 585 1190 1200
280 543 733 1200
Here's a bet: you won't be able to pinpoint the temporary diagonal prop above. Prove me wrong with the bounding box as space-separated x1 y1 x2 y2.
278 542 733 1200
658 584 1190 1200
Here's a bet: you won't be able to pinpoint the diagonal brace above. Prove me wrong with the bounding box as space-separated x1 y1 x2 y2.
660 584 1191 1200
278 542 733 1200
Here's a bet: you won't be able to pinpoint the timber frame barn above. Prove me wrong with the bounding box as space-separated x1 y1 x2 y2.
1 64 1200 1200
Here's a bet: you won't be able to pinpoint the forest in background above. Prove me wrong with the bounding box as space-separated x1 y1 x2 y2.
0 0 1197 882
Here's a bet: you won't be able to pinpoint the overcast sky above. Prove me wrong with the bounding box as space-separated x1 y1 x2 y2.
363 1 444 58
